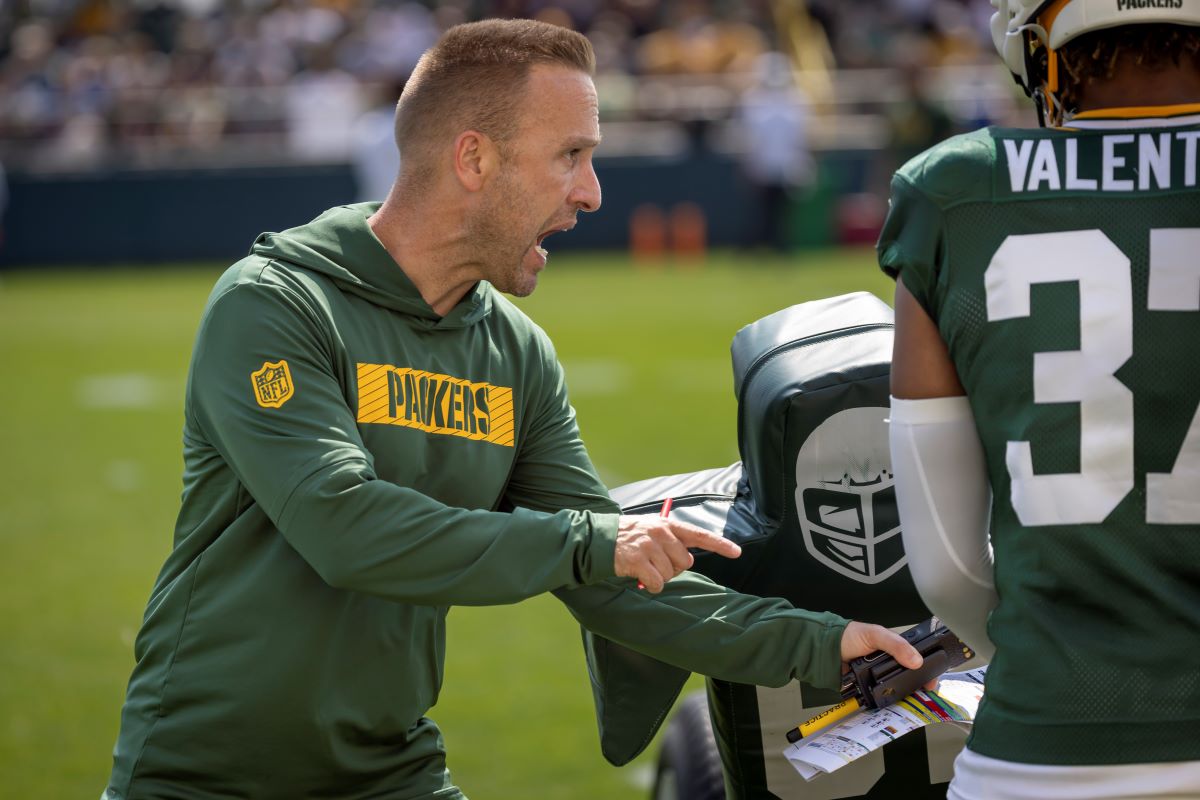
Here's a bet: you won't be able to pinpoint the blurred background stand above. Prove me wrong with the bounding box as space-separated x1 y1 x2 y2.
0 0 1019 266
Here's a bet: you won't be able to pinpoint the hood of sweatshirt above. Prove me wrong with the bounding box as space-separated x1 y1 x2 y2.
250 202 494 331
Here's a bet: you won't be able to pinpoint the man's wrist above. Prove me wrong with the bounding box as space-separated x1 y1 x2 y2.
803 613 851 691
583 511 620 582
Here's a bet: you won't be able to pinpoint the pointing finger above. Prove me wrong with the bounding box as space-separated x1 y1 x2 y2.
670 523 741 559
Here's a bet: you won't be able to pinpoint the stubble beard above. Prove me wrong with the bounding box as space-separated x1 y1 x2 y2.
468 165 540 298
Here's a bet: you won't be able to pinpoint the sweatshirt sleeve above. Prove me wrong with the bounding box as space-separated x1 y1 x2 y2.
187 279 616 605
555 576 848 691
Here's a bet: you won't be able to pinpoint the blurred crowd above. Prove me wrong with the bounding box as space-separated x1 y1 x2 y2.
808 0 994 69
0 0 1000 169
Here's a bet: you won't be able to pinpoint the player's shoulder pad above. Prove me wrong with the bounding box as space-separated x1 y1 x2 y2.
893 127 997 209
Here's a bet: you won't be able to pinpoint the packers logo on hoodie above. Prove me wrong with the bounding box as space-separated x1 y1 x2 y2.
355 363 514 447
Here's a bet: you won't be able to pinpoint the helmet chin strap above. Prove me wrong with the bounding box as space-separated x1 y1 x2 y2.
1037 46 1066 127
1029 0 1071 127
1012 16 1064 128
1032 87 1050 128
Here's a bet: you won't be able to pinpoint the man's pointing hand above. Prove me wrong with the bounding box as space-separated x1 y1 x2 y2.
614 515 741 593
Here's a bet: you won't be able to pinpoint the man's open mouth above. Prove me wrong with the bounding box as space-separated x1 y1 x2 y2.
535 223 575 256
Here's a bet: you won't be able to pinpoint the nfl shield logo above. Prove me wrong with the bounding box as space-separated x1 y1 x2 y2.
251 359 294 408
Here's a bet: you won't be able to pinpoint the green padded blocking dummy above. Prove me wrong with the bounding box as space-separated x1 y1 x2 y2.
586 293 967 799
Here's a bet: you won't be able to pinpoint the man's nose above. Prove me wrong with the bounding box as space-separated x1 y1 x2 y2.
571 157 601 213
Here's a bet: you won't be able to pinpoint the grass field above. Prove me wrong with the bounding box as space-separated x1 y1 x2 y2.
0 248 894 798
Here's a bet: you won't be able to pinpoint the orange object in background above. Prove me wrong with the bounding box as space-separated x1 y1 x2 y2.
630 203 668 264
669 202 707 263
630 203 708 266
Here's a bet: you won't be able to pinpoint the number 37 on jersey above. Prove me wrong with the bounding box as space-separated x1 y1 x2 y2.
985 228 1200 527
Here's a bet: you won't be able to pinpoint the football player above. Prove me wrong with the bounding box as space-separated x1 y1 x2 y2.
880 1 1200 798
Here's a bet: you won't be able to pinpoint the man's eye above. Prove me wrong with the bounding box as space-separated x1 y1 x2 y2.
566 149 580 163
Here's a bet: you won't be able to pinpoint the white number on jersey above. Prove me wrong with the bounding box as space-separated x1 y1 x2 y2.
984 228 1200 526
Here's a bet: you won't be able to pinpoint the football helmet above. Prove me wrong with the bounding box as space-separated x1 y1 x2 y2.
991 0 1200 125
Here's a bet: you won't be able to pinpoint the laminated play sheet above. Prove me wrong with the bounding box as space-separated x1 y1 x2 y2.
784 667 987 781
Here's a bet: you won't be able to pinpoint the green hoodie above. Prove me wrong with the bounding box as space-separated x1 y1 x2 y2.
104 204 848 799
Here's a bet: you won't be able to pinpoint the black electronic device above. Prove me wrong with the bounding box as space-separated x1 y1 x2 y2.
840 617 975 711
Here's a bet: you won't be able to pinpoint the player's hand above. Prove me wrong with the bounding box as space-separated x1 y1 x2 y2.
839 621 924 671
613 515 741 593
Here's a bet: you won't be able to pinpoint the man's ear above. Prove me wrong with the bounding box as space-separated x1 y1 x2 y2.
453 130 499 192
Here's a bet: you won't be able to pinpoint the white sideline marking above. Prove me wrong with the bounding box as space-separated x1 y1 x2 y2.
77 373 171 409
561 359 632 396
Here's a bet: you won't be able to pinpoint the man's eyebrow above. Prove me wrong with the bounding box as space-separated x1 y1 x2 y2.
565 134 603 149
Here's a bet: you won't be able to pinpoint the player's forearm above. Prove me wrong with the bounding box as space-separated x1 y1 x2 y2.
890 395 997 659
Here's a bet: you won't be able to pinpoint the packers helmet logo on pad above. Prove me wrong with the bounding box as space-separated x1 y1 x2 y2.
794 406 906 585
251 359 294 409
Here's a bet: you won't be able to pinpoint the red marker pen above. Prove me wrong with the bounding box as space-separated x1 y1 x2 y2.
639 497 674 590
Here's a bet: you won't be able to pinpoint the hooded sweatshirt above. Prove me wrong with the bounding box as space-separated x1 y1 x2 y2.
104 203 848 800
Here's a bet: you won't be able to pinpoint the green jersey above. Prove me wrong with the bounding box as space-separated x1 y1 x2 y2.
104 203 849 799
879 111 1200 766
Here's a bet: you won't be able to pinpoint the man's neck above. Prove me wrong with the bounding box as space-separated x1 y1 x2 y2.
368 189 482 317
1074 61 1200 114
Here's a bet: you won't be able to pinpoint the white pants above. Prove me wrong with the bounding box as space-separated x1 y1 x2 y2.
948 748 1200 800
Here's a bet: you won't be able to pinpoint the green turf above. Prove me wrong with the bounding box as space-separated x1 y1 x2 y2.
0 249 893 797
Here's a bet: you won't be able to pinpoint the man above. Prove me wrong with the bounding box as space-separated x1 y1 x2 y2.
737 50 813 251
104 19 921 799
881 1 1200 798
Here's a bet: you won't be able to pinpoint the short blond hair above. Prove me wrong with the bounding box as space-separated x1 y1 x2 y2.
395 19 595 183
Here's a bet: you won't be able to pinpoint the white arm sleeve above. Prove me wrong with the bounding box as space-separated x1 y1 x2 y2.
889 395 998 660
